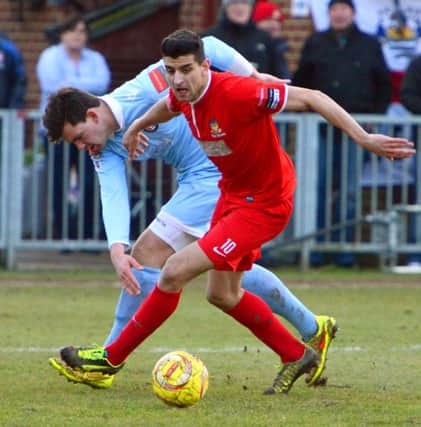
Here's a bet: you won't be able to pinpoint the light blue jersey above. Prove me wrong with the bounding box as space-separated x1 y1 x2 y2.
91 36 253 247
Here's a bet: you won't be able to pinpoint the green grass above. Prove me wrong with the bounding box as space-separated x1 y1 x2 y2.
1 271 421 426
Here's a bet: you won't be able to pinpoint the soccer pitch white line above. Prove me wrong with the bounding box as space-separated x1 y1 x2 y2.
2 345 421 353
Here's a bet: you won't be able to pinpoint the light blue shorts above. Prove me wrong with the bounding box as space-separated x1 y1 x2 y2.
149 174 220 251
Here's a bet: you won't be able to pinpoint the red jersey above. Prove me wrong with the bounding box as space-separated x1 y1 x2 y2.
168 71 296 206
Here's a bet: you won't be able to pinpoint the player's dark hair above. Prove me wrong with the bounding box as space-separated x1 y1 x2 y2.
161 29 205 63
43 87 100 143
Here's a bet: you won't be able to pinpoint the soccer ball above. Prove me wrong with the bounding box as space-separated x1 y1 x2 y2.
151 350 209 407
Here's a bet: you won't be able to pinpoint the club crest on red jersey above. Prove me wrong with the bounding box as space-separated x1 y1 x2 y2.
209 119 226 138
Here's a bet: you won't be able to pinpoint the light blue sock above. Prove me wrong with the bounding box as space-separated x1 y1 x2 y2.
242 264 317 341
104 266 160 346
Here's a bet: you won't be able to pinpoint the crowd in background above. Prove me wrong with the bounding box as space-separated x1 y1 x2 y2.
1 0 420 266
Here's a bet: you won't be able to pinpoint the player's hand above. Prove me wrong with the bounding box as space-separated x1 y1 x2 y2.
254 72 291 85
362 134 415 160
123 123 149 161
111 252 143 295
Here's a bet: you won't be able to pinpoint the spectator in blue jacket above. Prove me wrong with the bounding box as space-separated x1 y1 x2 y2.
0 32 26 108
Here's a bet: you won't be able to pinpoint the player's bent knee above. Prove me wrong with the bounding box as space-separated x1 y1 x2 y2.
159 257 186 290
206 289 229 309
131 241 160 265
206 283 244 310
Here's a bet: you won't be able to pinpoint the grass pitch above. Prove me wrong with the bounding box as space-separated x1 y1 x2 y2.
0 269 420 426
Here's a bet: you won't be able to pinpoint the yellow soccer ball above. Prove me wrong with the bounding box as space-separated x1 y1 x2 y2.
152 350 209 407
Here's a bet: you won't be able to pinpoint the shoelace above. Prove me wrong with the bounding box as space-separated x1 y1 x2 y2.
79 345 105 361
272 363 299 391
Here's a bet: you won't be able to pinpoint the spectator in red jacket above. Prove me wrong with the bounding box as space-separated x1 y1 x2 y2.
252 0 290 79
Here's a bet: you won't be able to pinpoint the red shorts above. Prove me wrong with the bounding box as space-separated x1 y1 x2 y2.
198 194 293 271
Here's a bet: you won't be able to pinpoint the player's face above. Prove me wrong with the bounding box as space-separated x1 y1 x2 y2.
329 4 355 31
164 54 210 102
62 111 107 154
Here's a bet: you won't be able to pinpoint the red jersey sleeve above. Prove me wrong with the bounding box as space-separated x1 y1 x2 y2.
227 77 288 120
167 89 182 113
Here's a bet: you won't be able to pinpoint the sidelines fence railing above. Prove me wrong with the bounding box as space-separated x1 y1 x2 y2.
0 110 420 270
268 113 421 270
0 111 9 253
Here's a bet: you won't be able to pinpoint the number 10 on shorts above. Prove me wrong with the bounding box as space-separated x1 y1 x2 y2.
213 238 237 257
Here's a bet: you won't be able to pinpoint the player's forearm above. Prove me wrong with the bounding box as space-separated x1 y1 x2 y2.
95 155 131 249
133 98 177 130
110 243 127 265
250 70 289 85
123 98 179 158
202 36 253 77
312 91 367 144
287 87 368 146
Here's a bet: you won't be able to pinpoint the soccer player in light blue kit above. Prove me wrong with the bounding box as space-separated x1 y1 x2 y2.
44 36 336 388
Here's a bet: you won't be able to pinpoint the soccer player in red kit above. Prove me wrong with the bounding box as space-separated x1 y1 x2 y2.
55 29 415 395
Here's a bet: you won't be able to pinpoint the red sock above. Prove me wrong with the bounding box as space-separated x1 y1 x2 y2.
106 285 181 366
226 290 304 363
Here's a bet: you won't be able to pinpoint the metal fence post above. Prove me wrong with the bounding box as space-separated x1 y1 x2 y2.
296 113 319 270
0 111 10 265
5 110 24 269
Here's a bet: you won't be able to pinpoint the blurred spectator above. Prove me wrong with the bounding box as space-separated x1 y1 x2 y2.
294 0 391 113
400 55 421 266
252 0 290 79
37 15 110 240
376 1 420 117
0 32 26 108
381 5 420 267
367 3 420 180
400 55 421 115
293 0 392 267
202 0 278 76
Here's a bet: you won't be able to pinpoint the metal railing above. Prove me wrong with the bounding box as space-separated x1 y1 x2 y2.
268 113 421 269
0 110 420 270
0 111 9 252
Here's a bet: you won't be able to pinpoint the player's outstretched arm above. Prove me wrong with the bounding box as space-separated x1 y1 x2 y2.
285 85 416 160
123 98 179 160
